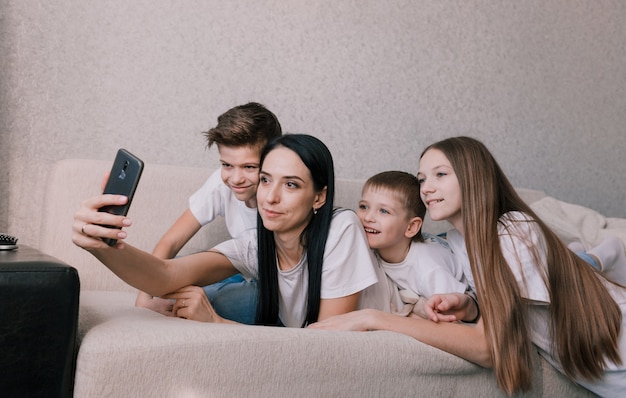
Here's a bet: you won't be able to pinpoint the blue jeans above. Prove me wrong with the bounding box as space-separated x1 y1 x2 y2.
576 251 600 270
203 274 258 325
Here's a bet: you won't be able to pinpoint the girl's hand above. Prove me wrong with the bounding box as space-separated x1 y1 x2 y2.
425 293 477 323
72 194 132 250
164 286 225 323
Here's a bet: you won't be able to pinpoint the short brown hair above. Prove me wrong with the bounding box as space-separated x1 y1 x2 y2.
203 102 282 151
363 171 425 242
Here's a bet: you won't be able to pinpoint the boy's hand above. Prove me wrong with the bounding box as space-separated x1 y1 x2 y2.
164 286 227 323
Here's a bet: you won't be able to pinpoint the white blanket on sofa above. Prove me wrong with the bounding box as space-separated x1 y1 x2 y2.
531 196 626 250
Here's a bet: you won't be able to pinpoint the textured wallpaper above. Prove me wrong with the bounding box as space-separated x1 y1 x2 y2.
1 0 625 247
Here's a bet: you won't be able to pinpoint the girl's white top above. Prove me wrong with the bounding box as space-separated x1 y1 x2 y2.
447 211 626 396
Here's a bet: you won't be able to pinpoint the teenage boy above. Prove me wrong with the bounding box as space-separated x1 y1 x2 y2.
135 102 282 323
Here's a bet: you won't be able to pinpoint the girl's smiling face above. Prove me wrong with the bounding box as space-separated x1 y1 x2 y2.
417 148 463 232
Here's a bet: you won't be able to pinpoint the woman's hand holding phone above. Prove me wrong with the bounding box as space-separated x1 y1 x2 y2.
97 149 144 246
73 194 132 249
72 149 143 249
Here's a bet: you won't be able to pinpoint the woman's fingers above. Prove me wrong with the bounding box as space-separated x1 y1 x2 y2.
72 194 132 248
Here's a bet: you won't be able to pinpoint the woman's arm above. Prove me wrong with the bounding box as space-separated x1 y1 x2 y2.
136 209 203 312
317 292 361 321
309 308 491 368
73 194 238 296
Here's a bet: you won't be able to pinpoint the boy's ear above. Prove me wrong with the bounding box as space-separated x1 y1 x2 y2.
313 186 328 211
405 217 423 239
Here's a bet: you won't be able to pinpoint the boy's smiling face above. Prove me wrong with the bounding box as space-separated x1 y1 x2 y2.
218 145 261 208
357 186 416 263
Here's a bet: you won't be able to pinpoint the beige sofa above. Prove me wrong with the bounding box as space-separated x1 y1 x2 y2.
38 158 597 397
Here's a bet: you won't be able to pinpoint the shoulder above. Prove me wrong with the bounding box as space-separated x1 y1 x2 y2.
412 238 452 255
445 228 464 250
204 168 224 185
408 240 458 271
498 211 543 243
498 211 536 228
331 207 358 222
328 208 362 235
214 228 257 252
194 169 229 194
212 229 258 275
323 208 371 256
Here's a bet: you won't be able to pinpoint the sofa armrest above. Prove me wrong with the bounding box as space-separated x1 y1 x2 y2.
0 246 80 398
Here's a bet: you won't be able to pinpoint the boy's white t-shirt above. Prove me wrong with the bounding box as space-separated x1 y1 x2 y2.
189 169 257 238
447 211 626 396
379 237 467 298
213 209 379 327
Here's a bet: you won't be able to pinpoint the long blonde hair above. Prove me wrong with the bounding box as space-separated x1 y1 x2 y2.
421 136 622 394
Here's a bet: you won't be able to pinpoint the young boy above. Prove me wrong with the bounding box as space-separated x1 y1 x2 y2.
356 171 624 322
135 102 282 323
357 171 477 321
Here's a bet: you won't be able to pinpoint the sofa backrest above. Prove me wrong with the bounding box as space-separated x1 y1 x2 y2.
39 159 220 291
38 159 386 291
39 158 545 292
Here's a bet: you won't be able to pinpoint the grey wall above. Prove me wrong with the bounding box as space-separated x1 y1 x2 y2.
1 0 625 247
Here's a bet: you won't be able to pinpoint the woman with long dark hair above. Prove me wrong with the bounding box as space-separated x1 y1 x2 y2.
73 134 378 327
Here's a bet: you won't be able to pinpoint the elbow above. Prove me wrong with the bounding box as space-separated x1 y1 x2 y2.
472 340 493 368
475 353 493 369
467 318 491 368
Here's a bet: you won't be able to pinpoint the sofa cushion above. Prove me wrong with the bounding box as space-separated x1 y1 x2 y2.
76 290 594 397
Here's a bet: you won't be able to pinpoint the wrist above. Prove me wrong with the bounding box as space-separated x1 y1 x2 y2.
365 308 386 331
462 293 480 323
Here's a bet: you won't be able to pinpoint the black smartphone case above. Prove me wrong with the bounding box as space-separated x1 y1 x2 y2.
98 148 144 246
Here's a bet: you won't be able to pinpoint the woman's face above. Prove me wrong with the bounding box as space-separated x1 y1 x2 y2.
417 148 463 232
256 147 326 238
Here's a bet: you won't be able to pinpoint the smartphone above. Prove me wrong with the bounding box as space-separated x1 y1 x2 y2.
98 148 144 246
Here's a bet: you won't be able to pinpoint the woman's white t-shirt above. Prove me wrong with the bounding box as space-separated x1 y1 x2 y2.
447 211 626 396
189 169 257 238
213 209 379 327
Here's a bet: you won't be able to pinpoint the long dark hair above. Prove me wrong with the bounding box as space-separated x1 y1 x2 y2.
255 134 335 327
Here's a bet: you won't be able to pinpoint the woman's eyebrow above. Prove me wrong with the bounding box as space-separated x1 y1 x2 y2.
259 170 305 182
281 175 305 182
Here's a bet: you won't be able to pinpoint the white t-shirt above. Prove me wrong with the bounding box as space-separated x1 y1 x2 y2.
213 209 379 327
447 211 626 396
379 237 467 299
189 169 257 238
